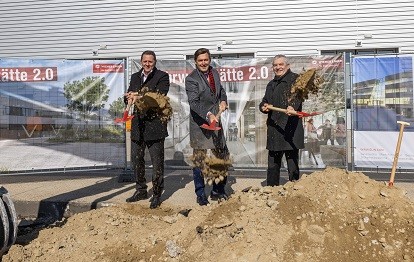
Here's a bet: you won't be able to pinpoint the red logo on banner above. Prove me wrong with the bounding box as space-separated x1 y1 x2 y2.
93 63 123 73
311 59 343 68
0 67 58 82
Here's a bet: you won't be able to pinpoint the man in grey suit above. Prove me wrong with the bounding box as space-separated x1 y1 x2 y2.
185 48 230 206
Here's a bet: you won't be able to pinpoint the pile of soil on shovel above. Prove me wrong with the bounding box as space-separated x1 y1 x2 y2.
3 167 414 262
134 87 172 123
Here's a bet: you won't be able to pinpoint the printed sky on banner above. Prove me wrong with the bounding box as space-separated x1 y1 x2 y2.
353 55 412 83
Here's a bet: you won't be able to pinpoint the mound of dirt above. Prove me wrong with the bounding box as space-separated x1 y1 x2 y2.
3 167 414 262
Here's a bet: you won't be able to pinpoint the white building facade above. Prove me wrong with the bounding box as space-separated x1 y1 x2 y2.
1 0 413 59
2 0 414 173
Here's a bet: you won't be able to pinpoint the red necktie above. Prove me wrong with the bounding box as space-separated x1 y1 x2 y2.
208 69 216 94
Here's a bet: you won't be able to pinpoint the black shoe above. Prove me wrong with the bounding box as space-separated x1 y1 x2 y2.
150 197 161 209
126 191 148 203
210 190 229 201
196 195 209 206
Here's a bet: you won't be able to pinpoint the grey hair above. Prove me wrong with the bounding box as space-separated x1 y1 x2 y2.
273 54 289 65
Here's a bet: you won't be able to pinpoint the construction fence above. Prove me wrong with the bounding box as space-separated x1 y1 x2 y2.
0 54 413 173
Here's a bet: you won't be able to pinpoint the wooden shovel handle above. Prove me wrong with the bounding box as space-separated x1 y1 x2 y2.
214 105 228 121
389 121 410 186
267 105 300 116
216 108 225 119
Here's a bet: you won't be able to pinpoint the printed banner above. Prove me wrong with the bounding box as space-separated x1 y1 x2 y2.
133 55 345 168
354 131 414 168
0 59 126 172
0 67 58 82
352 55 414 168
0 55 345 172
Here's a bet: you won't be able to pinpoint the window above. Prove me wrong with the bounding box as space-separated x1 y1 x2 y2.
186 52 255 60
321 48 399 55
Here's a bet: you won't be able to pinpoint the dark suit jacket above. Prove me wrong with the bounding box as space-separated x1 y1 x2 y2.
127 67 170 141
259 69 304 151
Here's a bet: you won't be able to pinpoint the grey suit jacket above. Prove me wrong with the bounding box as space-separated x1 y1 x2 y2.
185 67 227 149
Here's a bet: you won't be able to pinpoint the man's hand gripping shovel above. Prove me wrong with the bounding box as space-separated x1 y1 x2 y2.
200 108 225 131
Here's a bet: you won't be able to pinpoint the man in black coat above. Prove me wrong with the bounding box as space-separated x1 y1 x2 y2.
125 50 170 209
259 54 304 186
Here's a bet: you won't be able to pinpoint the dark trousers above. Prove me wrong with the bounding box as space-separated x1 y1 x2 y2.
267 149 300 186
131 138 165 197
192 147 229 197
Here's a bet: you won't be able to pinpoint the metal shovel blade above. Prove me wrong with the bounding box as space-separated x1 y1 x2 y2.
200 120 221 131
297 111 323 118
114 110 134 123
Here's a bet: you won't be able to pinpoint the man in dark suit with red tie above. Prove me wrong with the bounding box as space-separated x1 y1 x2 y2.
185 48 230 206
124 50 170 209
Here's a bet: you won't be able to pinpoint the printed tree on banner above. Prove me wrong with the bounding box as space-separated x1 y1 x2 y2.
63 76 110 120
108 97 125 119
319 70 345 115
302 69 345 117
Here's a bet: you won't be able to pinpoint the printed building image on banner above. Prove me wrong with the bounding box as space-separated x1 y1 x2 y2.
0 59 126 172
133 55 345 169
352 55 414 169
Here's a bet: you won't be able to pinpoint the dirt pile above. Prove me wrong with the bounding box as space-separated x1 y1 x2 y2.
3 167 414 262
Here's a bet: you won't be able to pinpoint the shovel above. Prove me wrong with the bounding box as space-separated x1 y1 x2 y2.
388 121 410 187
267 105 322 118
200 109 224 131
114 100 135 123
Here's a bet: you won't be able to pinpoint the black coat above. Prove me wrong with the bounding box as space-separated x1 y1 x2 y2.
259 69 304 151
126 67 170 141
